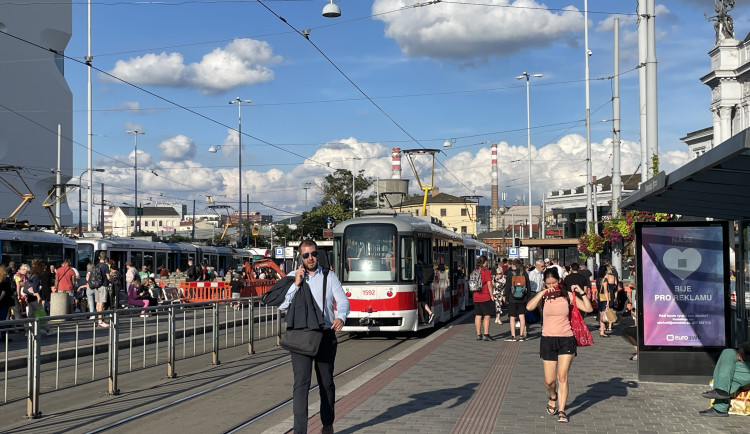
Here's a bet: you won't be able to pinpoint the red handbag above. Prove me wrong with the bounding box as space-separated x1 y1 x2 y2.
569 304 593 347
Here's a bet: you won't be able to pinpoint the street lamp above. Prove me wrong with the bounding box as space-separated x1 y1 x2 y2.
516 71 542 239
127 129 145 234
209 97 250 247
78 168 105 236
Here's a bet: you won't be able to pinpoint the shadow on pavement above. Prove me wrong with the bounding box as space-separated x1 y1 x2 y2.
336 383 479 434
566 376 638 418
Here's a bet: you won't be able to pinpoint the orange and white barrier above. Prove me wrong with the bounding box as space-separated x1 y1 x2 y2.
177 280 276 302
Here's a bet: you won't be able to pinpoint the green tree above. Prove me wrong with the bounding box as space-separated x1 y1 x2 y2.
297 204 349 239
319 169 375 214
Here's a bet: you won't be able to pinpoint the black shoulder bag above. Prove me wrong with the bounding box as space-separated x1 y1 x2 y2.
280 270 329 356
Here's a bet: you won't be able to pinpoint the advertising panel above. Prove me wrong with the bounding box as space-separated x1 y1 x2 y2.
636 222 729 349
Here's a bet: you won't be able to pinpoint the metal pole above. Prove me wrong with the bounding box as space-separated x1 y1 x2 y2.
212 302 220 365
78 172 84 236
637 0 648 183
108 310 120 395
167 305 176 378
56 125 62 228
248 300 255 354
127 130 144 235
612 18 623 276
101 183 105 237
645 0 658 176
191 200 195 242
237 99 243 248
525 76 532 239
584 0 594 272
26 320 41 419
87 0 93 232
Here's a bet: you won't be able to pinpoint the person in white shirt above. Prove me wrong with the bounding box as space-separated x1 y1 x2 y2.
528 260 545 293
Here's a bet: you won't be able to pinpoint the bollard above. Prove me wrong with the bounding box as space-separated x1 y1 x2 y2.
49 292 70 319
26 320 41 419
108 310 120 395
167 305 177 378
211 302 220 365
248 300 255 355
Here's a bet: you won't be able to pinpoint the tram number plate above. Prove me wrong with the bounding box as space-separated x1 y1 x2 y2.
362 289 376 298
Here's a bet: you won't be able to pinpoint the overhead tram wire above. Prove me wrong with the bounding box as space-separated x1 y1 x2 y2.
440 1 638 16
256 0 477 197
0 30 334 178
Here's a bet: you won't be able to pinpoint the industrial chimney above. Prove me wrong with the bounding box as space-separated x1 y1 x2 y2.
491 143 499 231
391 147 401 179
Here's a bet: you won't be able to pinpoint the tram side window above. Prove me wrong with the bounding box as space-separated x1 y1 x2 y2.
77 244 94 273
400 237 415 281
1 240 22 266
132 251 143 270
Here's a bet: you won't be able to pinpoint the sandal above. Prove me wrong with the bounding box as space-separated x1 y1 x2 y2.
546 395 557 415
557 411 569 423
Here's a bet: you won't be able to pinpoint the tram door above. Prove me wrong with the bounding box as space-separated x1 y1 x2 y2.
108 250 128 290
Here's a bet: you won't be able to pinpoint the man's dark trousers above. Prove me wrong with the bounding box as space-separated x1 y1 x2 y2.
291 330 337 434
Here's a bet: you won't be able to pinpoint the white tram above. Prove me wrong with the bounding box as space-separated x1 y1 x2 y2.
333 209 495 333
0 229 77 267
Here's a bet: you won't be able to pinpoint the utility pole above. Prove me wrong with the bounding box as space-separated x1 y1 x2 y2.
302 182 311 239
612 18 623 276
584 0 594 272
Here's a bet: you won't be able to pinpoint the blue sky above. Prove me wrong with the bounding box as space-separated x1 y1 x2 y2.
58 0 748 221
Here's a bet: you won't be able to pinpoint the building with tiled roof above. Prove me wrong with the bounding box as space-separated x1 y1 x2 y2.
395 189 478 235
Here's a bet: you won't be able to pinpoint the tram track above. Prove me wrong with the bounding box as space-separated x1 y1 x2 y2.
221 335 413 434
83 332 411 434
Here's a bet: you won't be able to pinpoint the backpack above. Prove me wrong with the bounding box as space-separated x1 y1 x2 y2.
468 268 483 293
511 273 527 299
88 264 104 289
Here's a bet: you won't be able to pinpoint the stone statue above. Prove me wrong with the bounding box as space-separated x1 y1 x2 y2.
705 0 735 42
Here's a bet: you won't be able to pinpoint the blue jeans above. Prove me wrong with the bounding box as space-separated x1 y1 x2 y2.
86 288 96 313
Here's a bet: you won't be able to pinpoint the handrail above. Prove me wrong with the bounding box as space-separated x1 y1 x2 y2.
0 296 282 418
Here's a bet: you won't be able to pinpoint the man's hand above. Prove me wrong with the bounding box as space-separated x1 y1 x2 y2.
331 318 344 331
294 264 305 287
739 348 745 362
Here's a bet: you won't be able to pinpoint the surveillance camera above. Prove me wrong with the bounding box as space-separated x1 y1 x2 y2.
587 49 593 56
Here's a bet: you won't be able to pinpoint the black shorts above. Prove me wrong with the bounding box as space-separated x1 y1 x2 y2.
474 300 496 317
418 284 431 303
540 336 577 361
507 302 527 318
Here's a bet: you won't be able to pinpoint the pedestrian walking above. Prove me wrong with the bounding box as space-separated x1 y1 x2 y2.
471 256 495 341
279 239 350 434
526 267 592 423
503 259 530 341
492 267 505 325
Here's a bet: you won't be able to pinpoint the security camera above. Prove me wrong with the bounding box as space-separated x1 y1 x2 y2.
587 49 593 56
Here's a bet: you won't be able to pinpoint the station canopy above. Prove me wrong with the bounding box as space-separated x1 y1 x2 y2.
621 128 750 221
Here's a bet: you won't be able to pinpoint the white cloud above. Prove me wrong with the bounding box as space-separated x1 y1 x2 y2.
124 122 145 134
372 0 583 60
158 135 196 161
90 134 690 219
103 38 282 94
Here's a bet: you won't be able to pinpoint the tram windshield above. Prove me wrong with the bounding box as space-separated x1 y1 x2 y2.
341 224 397 283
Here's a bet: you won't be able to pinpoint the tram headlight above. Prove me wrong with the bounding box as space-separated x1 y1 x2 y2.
345 290 351 298
386 289 393 297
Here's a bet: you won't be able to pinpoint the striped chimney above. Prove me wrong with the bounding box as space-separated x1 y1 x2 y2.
491 144 498 218
391 147 401 179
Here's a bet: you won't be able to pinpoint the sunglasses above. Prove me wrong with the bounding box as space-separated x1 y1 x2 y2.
301 251 319 259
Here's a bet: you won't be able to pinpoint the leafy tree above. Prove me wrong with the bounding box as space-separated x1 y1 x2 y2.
297 203 349 240
319 169 375 213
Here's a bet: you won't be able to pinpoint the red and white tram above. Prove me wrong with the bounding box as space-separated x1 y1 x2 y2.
333 209 495 332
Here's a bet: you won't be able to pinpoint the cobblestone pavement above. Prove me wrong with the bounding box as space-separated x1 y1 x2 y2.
283 311 746 434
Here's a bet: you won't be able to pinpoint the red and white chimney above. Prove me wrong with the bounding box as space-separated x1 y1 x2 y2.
491 144 498 230
391 147 401 179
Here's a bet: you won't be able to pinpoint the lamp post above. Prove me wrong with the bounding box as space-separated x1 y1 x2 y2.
517 71 542 239
78 168 105 236
230 97 251 247
127 130 144 235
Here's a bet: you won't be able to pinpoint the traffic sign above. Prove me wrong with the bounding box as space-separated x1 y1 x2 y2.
275 247 284 258
508 247 518 258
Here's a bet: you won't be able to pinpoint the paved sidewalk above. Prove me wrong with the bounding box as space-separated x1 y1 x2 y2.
287 311 746 433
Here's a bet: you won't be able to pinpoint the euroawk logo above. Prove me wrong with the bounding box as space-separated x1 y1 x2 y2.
666 334 698 342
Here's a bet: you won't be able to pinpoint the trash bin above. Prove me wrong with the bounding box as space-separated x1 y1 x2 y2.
50 291 71 318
